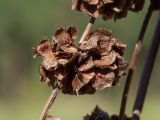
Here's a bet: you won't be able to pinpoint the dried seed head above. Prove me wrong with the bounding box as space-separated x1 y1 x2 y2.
84 106 110 120
150 0 160 10
72 0 145 20
111 115 131 120
33 26 128 95
84 106 131 120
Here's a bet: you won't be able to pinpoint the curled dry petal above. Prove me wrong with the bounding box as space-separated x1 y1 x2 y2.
94 50 117 67
39 64 47 82
80 71 95 84
33 40 52 57
92 72 115 90
72 75 84 93
60 45 78 54
54 26 78 46
66 26 78 40
80 36 99 51
33 40 58 70
78 57 95 71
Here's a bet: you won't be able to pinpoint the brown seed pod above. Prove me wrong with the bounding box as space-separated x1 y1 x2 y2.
84 105 110 120
84 106 131 120
72 0 145 20
33 26 128 95
150 0 160 10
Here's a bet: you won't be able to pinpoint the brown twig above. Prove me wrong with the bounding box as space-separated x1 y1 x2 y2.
40 87 60 120
119 5 153 120
79 16 96 43
131 14 160 120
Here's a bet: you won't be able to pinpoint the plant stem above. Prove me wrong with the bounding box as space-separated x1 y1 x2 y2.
79 16 96 43
119 5 153 120
40 87 60 120
131 14 160 120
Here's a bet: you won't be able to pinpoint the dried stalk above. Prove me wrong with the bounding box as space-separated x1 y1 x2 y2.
79 16 96 43
40 87 60 120
131 14 160 120
119 5 153 120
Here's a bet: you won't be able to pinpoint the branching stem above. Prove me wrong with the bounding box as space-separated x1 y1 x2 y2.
79 16 96 43
131 14 160 120
40 87 60 120
119 5 153 120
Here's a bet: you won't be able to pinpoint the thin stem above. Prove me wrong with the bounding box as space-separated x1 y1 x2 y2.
131 14 160 120
79 16 96 43
119 5 153 120
40 87 60 120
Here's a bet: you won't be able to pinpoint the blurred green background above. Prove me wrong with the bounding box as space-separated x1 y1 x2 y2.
0 0 159 120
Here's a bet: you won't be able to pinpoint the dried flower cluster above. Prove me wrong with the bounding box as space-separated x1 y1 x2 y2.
72 0 145 20
33 26 127 95
151 0 160 10
84 106 110 120
84 106 131 120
